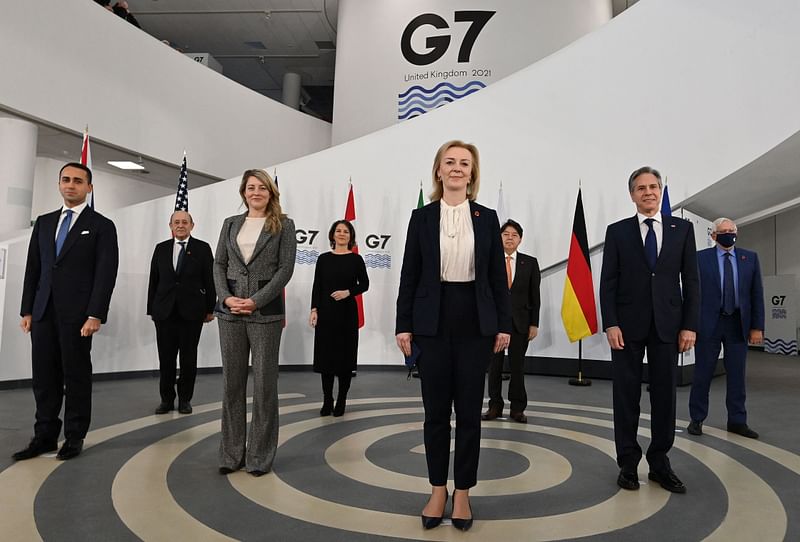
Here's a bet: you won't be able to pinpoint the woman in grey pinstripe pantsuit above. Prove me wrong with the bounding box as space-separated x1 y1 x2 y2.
214 169 296 476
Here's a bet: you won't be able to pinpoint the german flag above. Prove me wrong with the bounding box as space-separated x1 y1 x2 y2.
561 189 598 342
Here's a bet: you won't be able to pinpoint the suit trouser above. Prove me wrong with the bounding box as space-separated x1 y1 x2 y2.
154 312 203 403
218 318 281 473
689 311 748 425
415 282 493 490
31 301 93 441
612 321 677 472
487 331 529 413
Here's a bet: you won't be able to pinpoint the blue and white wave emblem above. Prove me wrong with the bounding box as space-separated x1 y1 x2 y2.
296 249 320 265
364 253 391 269
398 81 486 121
764 338 798 355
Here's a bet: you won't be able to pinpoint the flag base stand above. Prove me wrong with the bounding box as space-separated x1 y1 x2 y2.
569 372 592 386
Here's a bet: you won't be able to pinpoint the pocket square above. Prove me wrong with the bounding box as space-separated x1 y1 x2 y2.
81 230 90 235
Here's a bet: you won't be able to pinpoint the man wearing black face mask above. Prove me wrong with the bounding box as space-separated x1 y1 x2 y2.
688 217 764 439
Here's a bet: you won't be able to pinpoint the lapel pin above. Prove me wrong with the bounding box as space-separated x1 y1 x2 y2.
670 224 676 228
473 211 480 217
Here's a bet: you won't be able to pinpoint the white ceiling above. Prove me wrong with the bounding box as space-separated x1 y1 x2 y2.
127 0 338 102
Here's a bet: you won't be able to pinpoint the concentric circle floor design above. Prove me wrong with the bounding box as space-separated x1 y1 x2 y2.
0 369 798 541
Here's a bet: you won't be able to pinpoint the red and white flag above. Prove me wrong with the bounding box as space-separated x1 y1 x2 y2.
80 126 94 208
344 182 365 328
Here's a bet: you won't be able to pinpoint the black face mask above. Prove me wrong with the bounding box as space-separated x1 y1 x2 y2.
716 232 736 248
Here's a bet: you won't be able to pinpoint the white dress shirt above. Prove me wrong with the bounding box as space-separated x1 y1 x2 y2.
636 211 663 256
439 199 475 282
54 201 89 241
173 236 191 270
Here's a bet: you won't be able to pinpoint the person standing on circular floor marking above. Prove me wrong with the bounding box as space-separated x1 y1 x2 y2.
214 169 296 477
395 140 511 532
309 219 369 417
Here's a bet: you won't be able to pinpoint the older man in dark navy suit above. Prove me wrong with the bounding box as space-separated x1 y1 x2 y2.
688 217 764 439
15 162 119 461
600 166 699 494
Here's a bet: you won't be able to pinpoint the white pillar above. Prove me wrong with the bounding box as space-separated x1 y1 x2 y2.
282 72 302 110
0 118 38 235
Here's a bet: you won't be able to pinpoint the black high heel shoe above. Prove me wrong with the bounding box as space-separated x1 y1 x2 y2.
320 397 334 416
451 494 473 532
421 490 448 529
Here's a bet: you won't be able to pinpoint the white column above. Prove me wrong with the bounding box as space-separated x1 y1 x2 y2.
0 117 38 235
282 72 302 110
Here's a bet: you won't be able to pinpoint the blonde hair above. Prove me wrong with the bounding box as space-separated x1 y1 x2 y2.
430 140 480 201
238 169 285 234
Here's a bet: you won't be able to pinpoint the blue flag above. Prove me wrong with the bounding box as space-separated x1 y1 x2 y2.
661 184 672 217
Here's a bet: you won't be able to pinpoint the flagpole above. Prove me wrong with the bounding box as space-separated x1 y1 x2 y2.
569 339 592 386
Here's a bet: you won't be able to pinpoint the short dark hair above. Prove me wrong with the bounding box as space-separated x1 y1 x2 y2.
501 219 523 238
59 162 93 184
328 220 356 250
628 166 661 193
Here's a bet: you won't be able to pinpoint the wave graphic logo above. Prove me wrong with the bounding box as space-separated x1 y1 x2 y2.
296 249 320 265
764 338 798 355
364 253 391 269
398 80 486 121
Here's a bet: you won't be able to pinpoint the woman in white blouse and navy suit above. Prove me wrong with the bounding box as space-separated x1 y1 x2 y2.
214 169 296 477
396 140 511 531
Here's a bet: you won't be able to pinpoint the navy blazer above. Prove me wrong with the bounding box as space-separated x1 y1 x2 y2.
147 237 216 321
599 215 700 343
21 206 119 324
696 246 765 339
395 200 511 337
509 252 541 334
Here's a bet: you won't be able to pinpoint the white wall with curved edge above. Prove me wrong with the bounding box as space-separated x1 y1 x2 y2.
2 0 800 381
0 1 331 181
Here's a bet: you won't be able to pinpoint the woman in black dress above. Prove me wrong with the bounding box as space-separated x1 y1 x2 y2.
309 220 369 416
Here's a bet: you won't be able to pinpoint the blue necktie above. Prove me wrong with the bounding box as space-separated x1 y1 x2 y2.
176 241 187 274
644 218 657 271
723 252 735 315
55 209 73 257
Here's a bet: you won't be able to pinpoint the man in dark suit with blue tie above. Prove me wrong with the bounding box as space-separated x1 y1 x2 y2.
15 162 119 461
687 218 763 439
600 166 699 493
148 210 216 415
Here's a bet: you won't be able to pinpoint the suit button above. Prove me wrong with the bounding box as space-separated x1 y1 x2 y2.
243 271 248 276
651 273 655 277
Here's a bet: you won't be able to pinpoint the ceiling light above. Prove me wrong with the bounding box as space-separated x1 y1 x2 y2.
107 160 146 170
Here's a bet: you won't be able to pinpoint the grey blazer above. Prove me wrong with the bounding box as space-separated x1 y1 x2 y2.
213 213 297 323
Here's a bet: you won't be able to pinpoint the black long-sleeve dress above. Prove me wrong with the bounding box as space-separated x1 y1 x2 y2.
311 252 369 375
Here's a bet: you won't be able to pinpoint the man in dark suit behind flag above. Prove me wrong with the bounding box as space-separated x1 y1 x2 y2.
599 166 699 494
148 211 216 415
15 162 119 461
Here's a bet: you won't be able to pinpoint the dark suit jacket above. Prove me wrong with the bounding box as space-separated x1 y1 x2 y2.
396 200 511 337
147 237 216 321
599 215 699 343
509 252 541 335
696 246 764 339
21 206 119 324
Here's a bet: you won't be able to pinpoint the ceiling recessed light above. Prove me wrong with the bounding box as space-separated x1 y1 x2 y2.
107 160 146 170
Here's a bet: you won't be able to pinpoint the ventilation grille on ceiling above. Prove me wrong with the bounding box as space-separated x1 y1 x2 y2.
244 41 268 50
315 40 335 51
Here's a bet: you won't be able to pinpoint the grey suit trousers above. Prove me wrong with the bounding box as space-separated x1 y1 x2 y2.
218 318 282 473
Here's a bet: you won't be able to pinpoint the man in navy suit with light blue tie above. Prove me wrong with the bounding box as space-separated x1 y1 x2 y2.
688 218 764 439
15 162 119 462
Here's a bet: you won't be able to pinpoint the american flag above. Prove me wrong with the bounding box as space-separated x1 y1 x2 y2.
174 153 189 211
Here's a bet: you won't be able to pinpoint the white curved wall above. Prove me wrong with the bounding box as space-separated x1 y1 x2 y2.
2 0 800 381
0 1 331 180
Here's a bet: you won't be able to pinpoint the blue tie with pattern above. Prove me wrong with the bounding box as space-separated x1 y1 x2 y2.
55 209 73 257
722 252 735 315
644 218 657 271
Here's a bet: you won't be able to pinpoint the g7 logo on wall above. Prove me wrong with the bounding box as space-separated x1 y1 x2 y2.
401 11 495 66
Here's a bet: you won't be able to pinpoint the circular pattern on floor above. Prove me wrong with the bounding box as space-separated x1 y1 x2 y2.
0 394 797 541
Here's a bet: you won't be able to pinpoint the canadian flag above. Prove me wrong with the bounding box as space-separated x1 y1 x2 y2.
80 126 94 208
344 182 365 328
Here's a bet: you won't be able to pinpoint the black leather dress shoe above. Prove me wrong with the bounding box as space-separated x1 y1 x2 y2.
178 401 192 414
249 469 269 477
12 437 58 461
57 439 84 460
421 491 448 529
727 423 758 439
687 421 703 435
155 402 174 414
617 469 640 490
648 468 686 493
481 405 502 421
